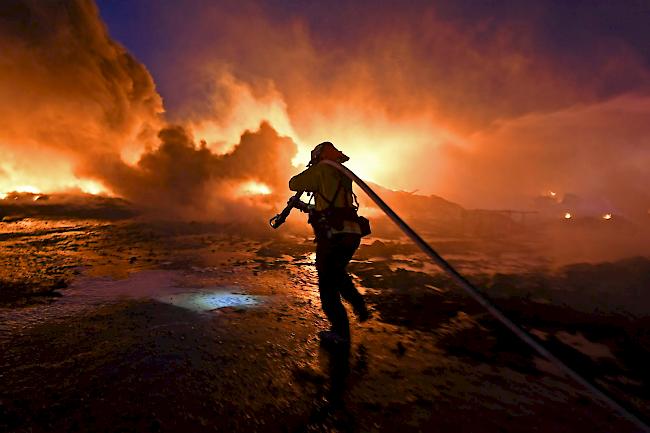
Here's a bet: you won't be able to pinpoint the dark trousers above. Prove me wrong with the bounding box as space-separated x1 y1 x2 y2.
315 233 365 338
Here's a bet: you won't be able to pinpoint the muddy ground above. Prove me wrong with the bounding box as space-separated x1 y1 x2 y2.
1 217 649 432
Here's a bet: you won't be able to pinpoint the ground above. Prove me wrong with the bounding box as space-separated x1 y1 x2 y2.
1 217 648 432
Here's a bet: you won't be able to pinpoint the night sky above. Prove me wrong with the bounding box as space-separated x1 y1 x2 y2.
96 0 650 117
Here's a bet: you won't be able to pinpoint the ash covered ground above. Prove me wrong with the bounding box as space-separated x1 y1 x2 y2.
1 195 649 433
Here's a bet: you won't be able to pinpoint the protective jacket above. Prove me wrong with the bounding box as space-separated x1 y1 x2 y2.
289 163 361 236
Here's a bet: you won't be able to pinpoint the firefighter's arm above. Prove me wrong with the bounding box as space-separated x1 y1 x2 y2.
289 166 320 192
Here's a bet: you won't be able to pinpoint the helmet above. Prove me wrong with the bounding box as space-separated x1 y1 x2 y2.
309 141 349 166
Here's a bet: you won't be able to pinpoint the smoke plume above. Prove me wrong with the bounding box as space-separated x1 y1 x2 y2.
107 0 650 217
87 122 297 219
0 0 298 221
2 0 650 233
0 0 162 194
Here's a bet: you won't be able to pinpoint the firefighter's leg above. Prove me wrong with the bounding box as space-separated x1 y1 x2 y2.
335 234 368 320
339 272 368 321
316 238 350 339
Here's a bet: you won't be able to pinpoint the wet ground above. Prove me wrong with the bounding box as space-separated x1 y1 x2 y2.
1 217 649 432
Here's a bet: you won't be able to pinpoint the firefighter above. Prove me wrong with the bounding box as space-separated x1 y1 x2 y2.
289 142 369 346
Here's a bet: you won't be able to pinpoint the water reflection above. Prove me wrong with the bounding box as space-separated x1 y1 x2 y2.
158 291 260 312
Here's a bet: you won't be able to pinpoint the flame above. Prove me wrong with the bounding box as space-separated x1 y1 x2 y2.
238 181 272 196
0 153 110 197
12 185 40 194
0 178 109 197
564 212 572 219
549 191 557 197
602 213 612 220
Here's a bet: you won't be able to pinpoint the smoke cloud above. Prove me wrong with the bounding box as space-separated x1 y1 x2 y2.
87 121 297 219
2 0 650 232
102 0 649 217
441 95 650 217
0 0 298 221
0 0 163 194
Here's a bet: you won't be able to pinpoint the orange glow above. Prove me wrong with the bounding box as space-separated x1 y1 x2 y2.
238 181 272 196
564 212 572 219
77 180 108 195
0 166 110 197
191 73 299 154
293 110 458 189
12 185 40 194
185 75 457 193
603 213 612 220
0 143 111 197
543 190 560 202
1 0 649 221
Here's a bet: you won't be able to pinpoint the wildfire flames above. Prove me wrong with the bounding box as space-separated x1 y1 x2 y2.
0 179 109 200
0 1 649 221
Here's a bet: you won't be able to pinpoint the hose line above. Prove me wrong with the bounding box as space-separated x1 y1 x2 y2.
321 159 649 432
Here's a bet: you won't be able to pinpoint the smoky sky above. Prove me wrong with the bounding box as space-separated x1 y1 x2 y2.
0 0 297 219
94 0 650 217
2 0 649 222
97 0 650 126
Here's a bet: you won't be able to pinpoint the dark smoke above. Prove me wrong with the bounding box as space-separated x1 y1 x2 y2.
0 0 162 191
86 122 297 219
0 0 300 222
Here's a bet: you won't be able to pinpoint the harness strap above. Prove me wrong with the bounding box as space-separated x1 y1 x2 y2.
317 178 343 209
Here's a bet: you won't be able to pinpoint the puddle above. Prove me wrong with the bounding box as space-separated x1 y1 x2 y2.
159 290 260 312
0 269 264 337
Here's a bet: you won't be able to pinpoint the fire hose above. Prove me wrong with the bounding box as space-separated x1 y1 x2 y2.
270 160 649 432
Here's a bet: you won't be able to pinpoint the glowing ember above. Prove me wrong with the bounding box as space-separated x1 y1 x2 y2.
239 181 272 196
549 191 557 197
602 213 612 220
564 212 572 219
